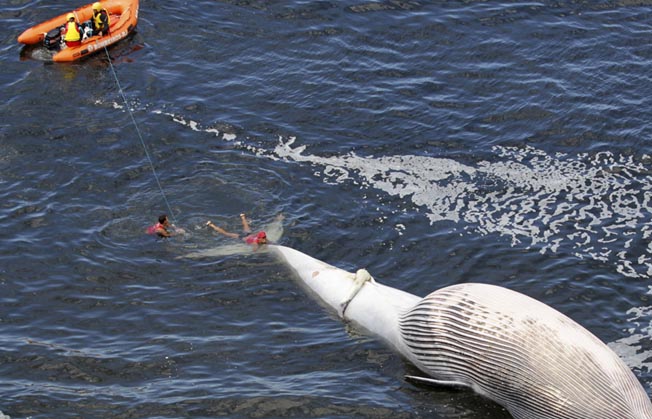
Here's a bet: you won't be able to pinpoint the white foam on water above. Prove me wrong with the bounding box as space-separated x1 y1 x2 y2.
276 140 652 279
609 286 652 372
151 110 238 141
157 111 652 281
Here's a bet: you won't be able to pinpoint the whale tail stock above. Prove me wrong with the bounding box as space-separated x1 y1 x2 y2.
270 244 652 419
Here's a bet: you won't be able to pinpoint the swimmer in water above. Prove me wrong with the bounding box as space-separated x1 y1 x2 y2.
206 213 267 250
146 214 185 238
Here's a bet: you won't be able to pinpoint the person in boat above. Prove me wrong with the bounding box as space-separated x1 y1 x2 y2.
90 2 110 36
147 214 184 238
206 213 268 249
62 13 82 48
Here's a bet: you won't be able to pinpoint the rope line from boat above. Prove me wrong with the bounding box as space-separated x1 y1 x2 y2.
104 47 177 224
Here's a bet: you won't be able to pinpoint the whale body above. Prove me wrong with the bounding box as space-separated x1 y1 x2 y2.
270 244 652 419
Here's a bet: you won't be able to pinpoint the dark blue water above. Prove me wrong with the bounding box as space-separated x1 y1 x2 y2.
3 1 652 418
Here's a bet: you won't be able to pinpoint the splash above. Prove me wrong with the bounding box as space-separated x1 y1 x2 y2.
180 216 285 259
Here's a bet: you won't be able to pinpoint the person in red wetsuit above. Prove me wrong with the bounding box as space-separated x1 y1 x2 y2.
245 231 267 245
206 213 267 249
147 214 184 238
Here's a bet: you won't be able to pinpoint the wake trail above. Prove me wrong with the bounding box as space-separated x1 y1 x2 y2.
106 102 652 371
154 109 652 282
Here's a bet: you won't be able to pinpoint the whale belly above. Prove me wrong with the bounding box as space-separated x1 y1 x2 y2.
399 283 652 419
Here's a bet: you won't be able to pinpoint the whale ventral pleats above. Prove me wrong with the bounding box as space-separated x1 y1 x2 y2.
398 283 652 419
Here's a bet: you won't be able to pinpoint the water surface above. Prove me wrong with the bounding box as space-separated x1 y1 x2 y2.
2 1 652 418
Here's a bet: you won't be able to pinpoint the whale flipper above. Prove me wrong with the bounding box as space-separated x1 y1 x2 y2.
405 375 467 388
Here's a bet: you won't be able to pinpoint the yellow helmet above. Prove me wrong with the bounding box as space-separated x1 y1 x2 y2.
92 2 101 11
67 12 75 20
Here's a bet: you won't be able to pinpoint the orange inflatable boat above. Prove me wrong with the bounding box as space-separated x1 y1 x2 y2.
17 0 139 62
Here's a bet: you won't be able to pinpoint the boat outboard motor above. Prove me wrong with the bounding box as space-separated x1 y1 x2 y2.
43 27 62 50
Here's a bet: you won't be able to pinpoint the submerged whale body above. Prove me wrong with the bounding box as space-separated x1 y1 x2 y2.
270 244 652 419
